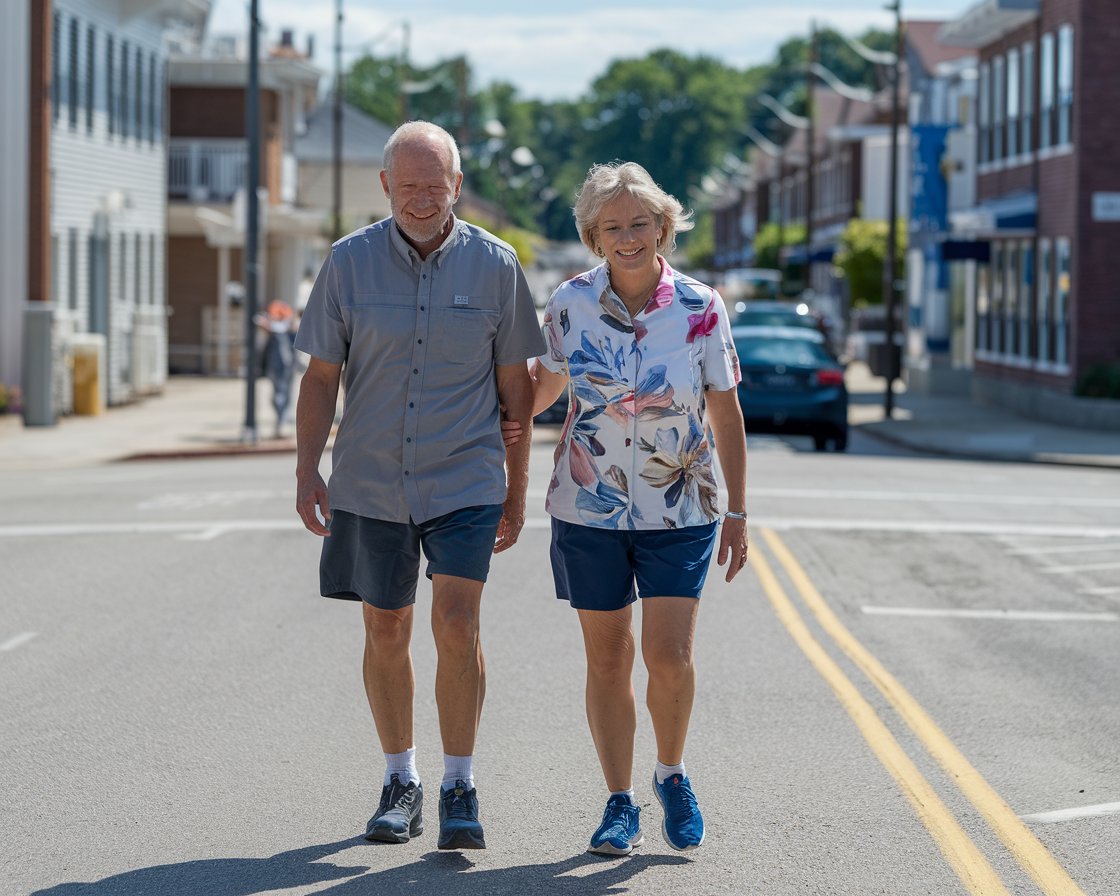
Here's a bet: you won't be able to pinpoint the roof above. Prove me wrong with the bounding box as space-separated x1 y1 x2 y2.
905 21 976 74
293 102 394 165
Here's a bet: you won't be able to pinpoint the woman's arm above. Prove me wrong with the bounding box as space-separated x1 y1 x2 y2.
705 387 749 582
501 359 569 447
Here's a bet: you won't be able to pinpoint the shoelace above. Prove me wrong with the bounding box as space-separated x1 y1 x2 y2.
603 803 639 835
664 778 698 823
444 789 474 820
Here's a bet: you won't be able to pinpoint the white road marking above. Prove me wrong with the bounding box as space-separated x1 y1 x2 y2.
1081 587 1120 596
1021 802 1120 824
1 517 1119 540
1005 540 1120 556
1042 561 1120 574
861 607 1119 622
746 487 1120 509
1 632 38 652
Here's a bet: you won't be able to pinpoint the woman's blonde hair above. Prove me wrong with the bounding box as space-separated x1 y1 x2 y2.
572 161 694 255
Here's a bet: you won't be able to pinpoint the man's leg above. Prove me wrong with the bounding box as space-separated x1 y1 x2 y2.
362 602 415 753
430 574 485 757
431 573 488 850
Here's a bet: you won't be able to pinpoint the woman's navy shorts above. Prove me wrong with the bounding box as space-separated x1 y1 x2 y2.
549 517 718 611
320 505 504 610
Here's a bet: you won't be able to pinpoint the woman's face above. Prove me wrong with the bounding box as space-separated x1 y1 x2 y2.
595 192 662 276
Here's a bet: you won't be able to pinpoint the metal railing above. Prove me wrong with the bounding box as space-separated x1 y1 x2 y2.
168 138 247 202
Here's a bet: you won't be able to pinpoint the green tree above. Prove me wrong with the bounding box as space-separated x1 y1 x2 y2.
833 218 907 308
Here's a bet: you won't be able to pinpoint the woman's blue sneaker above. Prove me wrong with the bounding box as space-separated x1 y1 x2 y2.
588 794 643 856
652 773 704 850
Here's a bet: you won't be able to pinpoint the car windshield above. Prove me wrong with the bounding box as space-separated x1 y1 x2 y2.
731 309 818 329
736 337 833 367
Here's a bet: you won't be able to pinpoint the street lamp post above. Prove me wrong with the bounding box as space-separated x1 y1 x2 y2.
883 0 904 417
331 0 343 244
243 0 261 443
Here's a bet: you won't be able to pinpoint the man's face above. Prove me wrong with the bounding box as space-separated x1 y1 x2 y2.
381 140 463 249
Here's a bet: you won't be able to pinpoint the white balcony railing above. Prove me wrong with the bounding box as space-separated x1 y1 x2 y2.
169 138 247 202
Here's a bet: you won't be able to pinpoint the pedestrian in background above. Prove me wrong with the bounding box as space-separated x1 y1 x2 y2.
507 161 748 856
293 121 543 851
254 299 296 439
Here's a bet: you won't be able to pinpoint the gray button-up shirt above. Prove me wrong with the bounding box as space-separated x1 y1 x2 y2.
295 216 546 524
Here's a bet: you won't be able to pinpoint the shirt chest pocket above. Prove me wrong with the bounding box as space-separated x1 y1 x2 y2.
436 307 499 363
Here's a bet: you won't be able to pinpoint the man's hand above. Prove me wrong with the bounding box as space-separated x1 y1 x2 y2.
296 471 332 536
493 494 525 553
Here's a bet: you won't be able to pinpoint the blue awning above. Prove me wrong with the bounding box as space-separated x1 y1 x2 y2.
942 240 991 262
950 192 1037 233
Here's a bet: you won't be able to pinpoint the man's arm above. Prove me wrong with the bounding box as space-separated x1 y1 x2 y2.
493 361 534 553
295 357 342 536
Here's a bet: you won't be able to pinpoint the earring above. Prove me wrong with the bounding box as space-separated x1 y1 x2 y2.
596 246 604 257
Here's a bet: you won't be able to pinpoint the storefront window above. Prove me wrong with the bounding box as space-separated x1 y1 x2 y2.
1004 243 1018 355
1037 239 1052 363
1055 238 1071 366
992 55 1005 161
976 260 991 352
991 243 1004 353
978 63 991 164
1007 49 1020 158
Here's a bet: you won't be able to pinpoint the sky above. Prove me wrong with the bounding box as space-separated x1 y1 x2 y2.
208 0 977 101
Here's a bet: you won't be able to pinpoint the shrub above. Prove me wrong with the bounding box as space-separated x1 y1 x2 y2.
1075 363 1120 400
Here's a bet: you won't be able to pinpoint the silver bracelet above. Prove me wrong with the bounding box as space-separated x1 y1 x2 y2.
724 511 747 521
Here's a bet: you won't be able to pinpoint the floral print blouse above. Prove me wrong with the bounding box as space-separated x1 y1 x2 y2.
539 258 741 531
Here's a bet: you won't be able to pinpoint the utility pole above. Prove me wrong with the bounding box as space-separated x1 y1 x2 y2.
331 0 343 243
883 0 903 417
243 0 260 443
804 21 816 296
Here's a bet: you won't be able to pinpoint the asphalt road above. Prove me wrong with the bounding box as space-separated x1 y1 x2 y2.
2 430 1118 896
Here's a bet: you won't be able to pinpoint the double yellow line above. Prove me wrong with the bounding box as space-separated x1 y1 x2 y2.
752 528 1085 896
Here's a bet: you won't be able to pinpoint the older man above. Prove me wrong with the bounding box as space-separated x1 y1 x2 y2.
294 121 543 850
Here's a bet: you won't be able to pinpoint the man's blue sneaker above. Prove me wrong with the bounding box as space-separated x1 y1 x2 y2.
588 794 644 856
652 773 704 851
437 780 486 850
364 775 423 843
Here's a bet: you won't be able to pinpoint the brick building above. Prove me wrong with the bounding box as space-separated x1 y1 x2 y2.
942 0 1120 419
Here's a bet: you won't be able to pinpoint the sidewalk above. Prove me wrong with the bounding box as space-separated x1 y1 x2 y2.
0 365 1117 472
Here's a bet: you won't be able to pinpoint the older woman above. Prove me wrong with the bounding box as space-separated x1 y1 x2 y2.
525 162 748 855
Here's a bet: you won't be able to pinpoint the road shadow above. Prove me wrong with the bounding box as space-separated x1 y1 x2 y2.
30 838 688 896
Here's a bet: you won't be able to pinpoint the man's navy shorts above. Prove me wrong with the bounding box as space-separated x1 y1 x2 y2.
320 505 504 610
549 518 718 611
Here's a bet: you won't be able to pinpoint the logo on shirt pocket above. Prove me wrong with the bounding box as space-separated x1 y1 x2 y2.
454 295 470 306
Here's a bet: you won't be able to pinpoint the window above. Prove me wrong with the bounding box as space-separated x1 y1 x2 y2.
1021 42 1034 155
134 233 142 307
85 26 96 133
976 260 991 352
1007 49 1019 158
68 17 79 129
1054 238 1071 366
119 232 128 304
978 63 991 164
149 234 157 305
134 51 144 144
51 12 60 121
68 228 79 311
1004 242 1018 355
106 36 116 135
121 41 132 140
1040 33 1054 150
1019 240 1032 360
1037 238 1052 363
148 52 158 144
1057 25 1074 146
991 243 1004 353
992 55 1005 161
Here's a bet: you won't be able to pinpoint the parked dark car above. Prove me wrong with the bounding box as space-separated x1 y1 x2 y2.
728 300 837 355
533 389 569 426
732 325 849 452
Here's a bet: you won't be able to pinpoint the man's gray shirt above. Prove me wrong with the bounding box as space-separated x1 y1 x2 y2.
295 216 546 524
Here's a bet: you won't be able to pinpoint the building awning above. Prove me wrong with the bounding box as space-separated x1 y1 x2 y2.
941 239 991 262
950 191 1037 234
939 0 1040 49
784 245 835 265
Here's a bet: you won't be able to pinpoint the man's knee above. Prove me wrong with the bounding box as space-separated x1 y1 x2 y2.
363 603 412 651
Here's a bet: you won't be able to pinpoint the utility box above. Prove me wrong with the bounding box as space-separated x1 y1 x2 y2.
70 333 106 416
22 304 56 426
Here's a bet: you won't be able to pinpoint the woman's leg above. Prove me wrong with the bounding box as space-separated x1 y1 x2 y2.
641 596 699 766
576 606 637 792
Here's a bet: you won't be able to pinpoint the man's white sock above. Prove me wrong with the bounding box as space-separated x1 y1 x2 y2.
384 747 419 787
442 754 474 791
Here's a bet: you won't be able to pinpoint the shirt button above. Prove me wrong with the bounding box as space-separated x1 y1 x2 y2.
413 369 419 374
409 402 414 408
406 437 412 443
417 339 423 344
404 471 410 476
420 306 425 311
422 274 427 280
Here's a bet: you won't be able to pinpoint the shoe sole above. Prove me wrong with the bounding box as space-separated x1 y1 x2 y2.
588 832 644 857
364 819 423 844
437 829 486 850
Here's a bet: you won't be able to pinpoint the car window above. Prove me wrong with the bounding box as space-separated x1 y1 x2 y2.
731 310 818 329
735 337 832 366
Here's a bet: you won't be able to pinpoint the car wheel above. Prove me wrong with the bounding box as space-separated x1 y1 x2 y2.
833 431 849 452
813 435 828 452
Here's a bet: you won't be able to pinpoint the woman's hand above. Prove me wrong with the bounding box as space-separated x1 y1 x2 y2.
716 516 749 582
